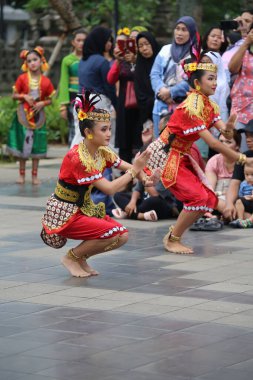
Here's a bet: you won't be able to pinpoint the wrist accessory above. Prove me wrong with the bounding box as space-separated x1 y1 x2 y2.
126 168 137 179
236 153 247 165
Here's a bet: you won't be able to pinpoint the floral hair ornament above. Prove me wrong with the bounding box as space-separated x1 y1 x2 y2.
117 27 130 36
74 90 111 122
182 32 217 78
20 46 49 72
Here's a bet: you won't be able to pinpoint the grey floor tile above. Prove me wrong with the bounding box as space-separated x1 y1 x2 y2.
38 361 125 379
0 355 65 374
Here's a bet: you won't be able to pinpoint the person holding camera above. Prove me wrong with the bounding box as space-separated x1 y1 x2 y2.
222 10 253 75
107 27 147 164
150 16 197 138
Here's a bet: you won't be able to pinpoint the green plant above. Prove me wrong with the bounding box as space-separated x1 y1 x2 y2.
45 99 68 144
0 96 68 145
0 96 17 145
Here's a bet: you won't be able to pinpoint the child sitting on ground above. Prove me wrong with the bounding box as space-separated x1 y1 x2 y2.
230 163 253 228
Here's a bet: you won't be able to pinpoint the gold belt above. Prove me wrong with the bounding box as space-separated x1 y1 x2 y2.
54 181 79 203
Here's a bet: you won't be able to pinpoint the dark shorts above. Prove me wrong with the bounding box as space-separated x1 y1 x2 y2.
240 197 253 214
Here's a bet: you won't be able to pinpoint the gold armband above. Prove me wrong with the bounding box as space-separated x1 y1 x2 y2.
236 153 247 165
126 168 137 179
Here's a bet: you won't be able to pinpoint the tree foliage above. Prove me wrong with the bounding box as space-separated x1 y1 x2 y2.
19 0 160 29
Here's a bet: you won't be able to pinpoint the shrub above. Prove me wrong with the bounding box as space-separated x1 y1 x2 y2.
0 96 68 145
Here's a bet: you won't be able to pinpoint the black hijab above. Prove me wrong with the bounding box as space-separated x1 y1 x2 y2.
135 31 160 109
82 26 112 60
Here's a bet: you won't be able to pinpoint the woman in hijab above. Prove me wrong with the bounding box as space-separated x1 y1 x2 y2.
134 31 160 131
150 16 198 137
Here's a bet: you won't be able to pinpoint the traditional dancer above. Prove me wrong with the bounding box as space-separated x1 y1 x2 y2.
145 53 253 254
7 47 55 185
41 91 151 278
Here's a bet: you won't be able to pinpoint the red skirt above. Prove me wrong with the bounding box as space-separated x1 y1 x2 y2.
169 156 218 212
59 211 128 240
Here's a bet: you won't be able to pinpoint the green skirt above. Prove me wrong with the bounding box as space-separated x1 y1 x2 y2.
7 113 47 159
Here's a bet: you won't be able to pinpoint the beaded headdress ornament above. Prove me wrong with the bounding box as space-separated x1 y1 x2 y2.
20 46 49 72
74 90 110 122
182 33 217 78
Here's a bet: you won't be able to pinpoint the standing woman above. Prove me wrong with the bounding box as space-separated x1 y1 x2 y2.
134 31 160 134
150 16 197 137
7 47 55 185
107 27 145 163
71 27 117 148
229 23 253 152
202 26 228 55
41 91 150 278
58 29 87 146
145 59 253 254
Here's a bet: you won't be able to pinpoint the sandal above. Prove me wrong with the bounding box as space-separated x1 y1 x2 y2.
229 218 253 228
111 208 127 219
190 217 223 231
144 210 158 221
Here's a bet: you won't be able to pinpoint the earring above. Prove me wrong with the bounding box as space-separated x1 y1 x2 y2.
87 134 93 140
196 85 201 91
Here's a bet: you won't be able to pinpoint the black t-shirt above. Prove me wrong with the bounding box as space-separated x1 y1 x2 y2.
232 150 253 181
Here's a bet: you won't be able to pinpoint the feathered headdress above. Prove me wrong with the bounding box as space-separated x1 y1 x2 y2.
74 90 110 122
20 46 49 72
182 32 217 78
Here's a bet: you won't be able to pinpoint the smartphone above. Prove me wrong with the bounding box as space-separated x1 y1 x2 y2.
117 39 126 55
126 38 136 55
220 20 239 30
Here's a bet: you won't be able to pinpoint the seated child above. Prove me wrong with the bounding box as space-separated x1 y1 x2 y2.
230 163 253 228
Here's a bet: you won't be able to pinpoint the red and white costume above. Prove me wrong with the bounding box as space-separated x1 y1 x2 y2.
146 90 221 213
41 142 127 248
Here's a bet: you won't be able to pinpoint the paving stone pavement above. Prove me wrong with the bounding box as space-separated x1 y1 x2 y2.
0 145 253 380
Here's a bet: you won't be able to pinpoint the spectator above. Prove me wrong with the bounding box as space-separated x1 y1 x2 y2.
202 26 228 55
107 27 146 163
112 179 179 222
150 16 197 137
58 29 87 146
202 51 230 122
229 22 253 151
134 31 160 139
229 163 253 228
71 26 116 148
224 121 253 223
205 130 241 212
222 10 253 76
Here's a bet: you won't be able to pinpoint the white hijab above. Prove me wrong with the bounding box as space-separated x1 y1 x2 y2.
205 51 230 122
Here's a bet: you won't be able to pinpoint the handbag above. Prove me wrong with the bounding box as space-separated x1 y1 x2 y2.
125 81 138 109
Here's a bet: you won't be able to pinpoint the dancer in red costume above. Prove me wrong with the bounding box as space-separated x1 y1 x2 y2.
7 47 55 185
41 91 151 278
145 55 253 254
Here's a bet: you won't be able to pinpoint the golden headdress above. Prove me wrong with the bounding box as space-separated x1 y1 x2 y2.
20 46 49 72
182 33 217 78
74 90 110 122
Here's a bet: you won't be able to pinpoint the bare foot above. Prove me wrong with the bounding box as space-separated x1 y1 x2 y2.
61 256 91 278
32 177 41 185
80 259 99 276
16 176 25 184
163 233 194 254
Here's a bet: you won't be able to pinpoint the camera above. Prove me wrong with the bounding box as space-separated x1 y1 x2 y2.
220 20 239 30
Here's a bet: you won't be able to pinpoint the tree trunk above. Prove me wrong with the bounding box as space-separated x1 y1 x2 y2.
49 0 81 32
46 0 81 73
177 0 203 29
